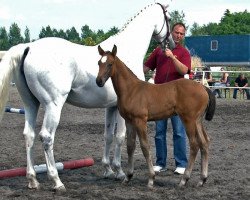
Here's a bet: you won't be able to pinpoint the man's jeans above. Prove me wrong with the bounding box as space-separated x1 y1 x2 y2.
233 88 250 99
155 115 188 168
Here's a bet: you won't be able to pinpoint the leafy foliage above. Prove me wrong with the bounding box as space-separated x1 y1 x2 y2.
190 9 250 35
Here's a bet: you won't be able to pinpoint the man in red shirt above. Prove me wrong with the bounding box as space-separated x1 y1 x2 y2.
143 22 191 174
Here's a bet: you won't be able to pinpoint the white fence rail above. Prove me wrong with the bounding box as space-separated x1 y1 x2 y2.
196 71 250 90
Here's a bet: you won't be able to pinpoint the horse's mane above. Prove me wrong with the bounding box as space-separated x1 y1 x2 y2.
118 3 155 34
105 50 138 79
114 54 139 79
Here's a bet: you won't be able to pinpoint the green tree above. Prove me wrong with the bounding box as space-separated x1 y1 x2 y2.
66 27 80 43
96 29 105 44
170 10 187 29
24 26 31 43
82 36 96 46
106 26 119 37
8 23 24 46
39 25 54 38
0 27 10 50
190 9 250 35
81 25 94 39
56 29 67 39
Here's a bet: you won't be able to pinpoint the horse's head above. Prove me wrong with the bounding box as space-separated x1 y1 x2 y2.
153 3 175 50
96 45 117 87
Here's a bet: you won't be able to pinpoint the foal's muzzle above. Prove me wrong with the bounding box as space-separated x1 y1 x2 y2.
96 77 104 87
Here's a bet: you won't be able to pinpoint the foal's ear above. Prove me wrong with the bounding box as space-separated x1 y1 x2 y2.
98 45 105 56
112 45 117 57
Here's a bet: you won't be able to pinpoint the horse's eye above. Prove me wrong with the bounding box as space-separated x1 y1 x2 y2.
108 63 112 68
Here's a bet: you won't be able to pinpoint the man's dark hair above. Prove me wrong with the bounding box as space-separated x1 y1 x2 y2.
172 22 186 31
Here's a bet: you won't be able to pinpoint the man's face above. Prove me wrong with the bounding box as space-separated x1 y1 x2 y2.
171 25 185 44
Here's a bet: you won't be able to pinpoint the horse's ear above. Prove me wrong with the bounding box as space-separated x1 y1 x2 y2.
98 45 105 56
112 45 117 57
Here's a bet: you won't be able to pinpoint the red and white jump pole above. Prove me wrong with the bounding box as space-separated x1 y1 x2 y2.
0 158 94 179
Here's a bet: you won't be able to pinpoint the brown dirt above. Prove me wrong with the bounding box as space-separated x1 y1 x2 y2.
0 86 249 200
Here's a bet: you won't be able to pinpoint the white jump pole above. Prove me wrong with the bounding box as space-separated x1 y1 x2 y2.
5 107 25 114
0 158 94 179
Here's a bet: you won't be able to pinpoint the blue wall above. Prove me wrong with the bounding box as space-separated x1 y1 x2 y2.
185 35 250 64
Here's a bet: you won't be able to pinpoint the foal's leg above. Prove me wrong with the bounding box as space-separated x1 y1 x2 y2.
122 123 136 185
196 123 210 187
179 121 199 187
39 102 66 191
136 121 155 189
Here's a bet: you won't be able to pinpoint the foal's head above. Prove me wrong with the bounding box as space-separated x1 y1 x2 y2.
96 45 117 87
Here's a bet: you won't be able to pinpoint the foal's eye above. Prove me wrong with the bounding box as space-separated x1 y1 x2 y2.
107 63 112 68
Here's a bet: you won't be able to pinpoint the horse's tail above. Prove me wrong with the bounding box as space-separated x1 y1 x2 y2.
0 45 29 121
204 86 216 121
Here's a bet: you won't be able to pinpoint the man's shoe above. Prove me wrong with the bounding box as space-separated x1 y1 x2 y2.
174 167 185 175
153 166 166 172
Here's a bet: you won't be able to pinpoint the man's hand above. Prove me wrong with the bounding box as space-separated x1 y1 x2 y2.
165 48 175 60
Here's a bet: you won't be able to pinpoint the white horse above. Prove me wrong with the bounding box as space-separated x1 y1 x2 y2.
0 2 174 191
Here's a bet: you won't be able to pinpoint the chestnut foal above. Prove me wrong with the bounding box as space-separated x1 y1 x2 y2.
96 45 216 188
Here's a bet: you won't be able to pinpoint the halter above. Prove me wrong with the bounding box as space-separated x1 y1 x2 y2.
153 3 171 50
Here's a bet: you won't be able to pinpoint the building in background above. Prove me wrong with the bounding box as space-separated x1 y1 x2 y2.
185 34 250 67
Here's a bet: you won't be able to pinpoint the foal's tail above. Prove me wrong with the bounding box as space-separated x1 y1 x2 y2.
0 44 29 121
204 86 216 121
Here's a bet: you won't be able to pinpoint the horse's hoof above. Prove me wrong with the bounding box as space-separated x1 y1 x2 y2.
122 177 129 186
116 171 126 180
103 170 115 179
53 184 66 193
28 181 40 190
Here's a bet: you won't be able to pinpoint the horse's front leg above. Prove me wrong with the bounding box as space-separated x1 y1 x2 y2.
112 111 126 179
102 107 117 178
39 103 65 191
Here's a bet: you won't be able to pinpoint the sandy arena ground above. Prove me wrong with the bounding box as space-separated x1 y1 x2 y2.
0 86 249 200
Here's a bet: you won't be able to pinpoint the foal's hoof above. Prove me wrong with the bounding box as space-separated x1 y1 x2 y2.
178 179 187 187
197 179 206 187
147 183 154 190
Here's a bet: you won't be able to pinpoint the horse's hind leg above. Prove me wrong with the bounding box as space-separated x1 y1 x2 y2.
15 77 40 189
23 102 40 189
102 107 125 179
179 121 199 187
39 102 66 191
197 123 210 187
136 121 155 189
